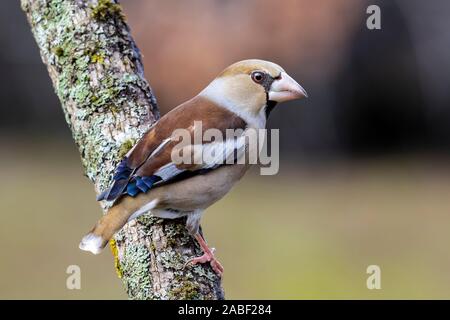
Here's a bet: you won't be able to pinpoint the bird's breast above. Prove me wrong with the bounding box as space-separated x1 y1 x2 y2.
157 164 251 211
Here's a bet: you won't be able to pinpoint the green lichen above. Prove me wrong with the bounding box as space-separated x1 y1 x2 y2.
90 53 104 64
91 0 125 22
136 214 159 226
166 237 177 248
121 244 152 300
164 219 192 246
118 139 135 158
52 46 64 57
114 228 126 242
158 249 184 270
24 0 152 185
20 0 30 12
28 0 136 120
170 281 201 300
191 264 218 282
89 52 105 64
83 45 106 64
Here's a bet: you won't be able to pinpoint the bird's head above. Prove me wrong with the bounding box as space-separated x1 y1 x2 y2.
200 59 308 128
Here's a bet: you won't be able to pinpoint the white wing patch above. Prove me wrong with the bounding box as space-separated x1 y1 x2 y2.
154 162 185 181
152 136 247 184
199 135 247 168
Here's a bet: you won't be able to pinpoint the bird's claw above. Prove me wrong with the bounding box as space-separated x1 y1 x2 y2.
184 248 224 276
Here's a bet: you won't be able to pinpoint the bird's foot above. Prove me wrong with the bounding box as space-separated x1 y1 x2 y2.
185 248 224 276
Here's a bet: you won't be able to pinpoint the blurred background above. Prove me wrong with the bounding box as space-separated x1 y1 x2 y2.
1 0 450 299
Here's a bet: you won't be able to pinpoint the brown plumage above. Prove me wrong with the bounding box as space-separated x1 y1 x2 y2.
133 96 247 176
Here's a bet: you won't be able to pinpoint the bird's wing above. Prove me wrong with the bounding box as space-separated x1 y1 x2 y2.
97 96 247 202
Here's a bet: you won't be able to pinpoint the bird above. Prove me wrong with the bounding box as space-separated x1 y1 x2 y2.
79 59 307 276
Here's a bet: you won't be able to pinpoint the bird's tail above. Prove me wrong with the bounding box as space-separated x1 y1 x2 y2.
79 194 160 254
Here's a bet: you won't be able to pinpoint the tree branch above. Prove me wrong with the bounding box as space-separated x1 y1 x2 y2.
22 0 223 300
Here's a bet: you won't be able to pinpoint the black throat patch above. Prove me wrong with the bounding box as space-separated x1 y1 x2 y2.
261 74 278 118
265 100 278 118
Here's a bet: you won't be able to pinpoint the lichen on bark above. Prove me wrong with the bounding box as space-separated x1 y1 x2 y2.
22 0 223 300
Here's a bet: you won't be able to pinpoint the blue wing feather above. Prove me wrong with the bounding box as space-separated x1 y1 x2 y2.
113 158 133 180
126 181 139 197
135 177 149 192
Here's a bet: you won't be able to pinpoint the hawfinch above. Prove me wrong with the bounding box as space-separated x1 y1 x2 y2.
79 59 307 275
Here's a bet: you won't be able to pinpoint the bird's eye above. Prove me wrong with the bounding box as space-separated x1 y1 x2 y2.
251 71 265 83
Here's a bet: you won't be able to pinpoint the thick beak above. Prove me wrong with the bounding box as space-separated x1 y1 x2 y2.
268 72 308 103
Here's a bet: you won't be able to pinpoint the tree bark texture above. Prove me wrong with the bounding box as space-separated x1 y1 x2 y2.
21 0 224 300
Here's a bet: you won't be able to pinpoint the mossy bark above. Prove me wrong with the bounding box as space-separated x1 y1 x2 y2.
22 0 223 300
